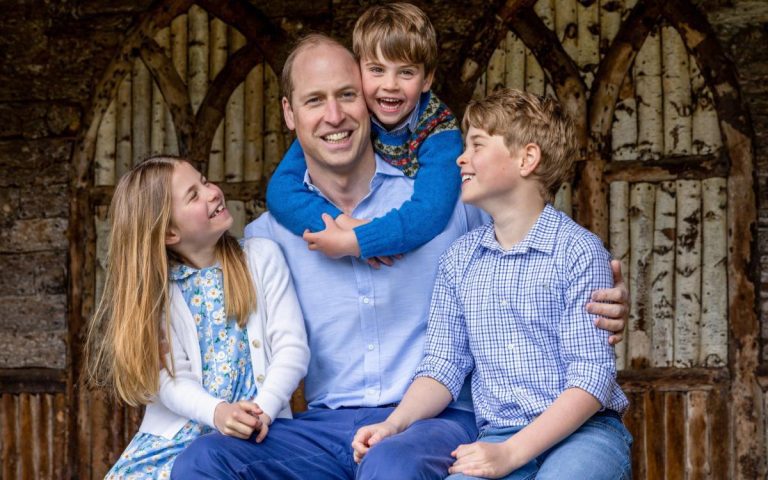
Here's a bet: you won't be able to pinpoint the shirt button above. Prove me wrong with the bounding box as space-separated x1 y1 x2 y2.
362 296 370 304
256 374 265 383
507 344 514 351
367 344 375 351
367 388 376 395
500 300 508 307
251 339 261 348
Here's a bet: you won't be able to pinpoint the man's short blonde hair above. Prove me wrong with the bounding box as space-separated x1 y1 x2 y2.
352 3 438 75
462 89 577 202
281 34 350 105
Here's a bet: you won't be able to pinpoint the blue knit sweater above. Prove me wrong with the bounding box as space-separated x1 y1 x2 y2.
265 91 462 258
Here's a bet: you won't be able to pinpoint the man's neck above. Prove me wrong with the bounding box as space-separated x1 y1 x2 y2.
306 149 377 214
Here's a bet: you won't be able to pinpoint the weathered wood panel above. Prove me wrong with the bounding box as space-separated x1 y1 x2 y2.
1 393 68 480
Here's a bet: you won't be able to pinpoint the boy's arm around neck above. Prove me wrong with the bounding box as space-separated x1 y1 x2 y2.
266 138 343 235
354 128 462 257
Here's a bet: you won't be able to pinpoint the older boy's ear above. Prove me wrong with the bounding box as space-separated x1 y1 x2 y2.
282 97 295 131
519 143 541 178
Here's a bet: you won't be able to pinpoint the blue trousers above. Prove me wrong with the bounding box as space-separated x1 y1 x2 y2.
446 412 633 480
171 406 477 479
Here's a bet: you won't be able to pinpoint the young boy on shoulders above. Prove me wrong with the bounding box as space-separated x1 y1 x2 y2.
266 3 461 262
352 89 632 479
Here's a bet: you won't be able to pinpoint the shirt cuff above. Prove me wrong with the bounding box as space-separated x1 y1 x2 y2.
414 354 466 401
565 361 615 407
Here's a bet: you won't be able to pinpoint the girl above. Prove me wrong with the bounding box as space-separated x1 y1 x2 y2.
85 156 310 478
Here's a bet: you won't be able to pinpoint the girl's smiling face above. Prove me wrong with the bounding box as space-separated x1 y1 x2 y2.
165 161 232 267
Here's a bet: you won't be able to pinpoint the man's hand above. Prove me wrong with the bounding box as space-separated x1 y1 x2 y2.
254 412 272 443
588 259 629 345
448 441 523 479
303 214 361 258
213 400 263 439
351 421 400 463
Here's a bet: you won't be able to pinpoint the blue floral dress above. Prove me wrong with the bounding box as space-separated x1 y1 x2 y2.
106 263 258 479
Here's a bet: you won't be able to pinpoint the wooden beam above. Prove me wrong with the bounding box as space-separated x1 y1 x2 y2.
90 181 266 207
0 370 67 394
618 367 729 391
603 153 729 182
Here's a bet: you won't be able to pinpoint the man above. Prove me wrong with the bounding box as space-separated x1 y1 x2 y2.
172 34 627 480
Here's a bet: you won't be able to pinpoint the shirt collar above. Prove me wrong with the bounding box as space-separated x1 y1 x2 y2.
170 262 222 281
302 153 405 197
479 204 560 255
370 96 421 135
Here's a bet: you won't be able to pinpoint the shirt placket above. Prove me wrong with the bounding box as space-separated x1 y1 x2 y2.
352 258 381 406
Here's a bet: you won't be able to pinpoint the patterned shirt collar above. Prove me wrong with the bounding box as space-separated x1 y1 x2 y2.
479 204 560 255
370 96 421 135
169 262 222 281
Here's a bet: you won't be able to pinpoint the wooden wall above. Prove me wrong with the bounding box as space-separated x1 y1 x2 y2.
1 0 766 478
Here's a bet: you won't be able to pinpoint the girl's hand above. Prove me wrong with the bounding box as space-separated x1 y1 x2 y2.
213 400 263 439
448 441 524 479
254 412 272 443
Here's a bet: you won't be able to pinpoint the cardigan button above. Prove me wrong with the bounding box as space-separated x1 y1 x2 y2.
256 374 265 383
251 339 261 348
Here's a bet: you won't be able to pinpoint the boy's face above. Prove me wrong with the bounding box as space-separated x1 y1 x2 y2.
457 126 522 209
360 47 434 129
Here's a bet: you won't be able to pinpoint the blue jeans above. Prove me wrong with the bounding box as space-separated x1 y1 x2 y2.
171 406 477 479
446 411 633 480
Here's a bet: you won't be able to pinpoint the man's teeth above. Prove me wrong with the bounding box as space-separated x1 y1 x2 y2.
210 204 224 218
323 132 350 143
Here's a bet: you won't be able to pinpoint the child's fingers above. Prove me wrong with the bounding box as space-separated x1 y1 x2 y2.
366 258 382 269
255 422 269 443
237 400 263 417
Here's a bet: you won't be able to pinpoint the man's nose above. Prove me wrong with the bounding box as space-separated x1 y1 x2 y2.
324 98 344 124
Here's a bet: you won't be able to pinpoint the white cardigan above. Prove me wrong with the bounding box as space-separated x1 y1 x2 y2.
139 237 310 439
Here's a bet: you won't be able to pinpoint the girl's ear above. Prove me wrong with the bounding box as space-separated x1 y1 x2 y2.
165 226 181 246
519 143 541 178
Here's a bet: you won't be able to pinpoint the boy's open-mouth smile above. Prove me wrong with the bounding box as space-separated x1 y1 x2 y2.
377 97 404 113
461 173 474 184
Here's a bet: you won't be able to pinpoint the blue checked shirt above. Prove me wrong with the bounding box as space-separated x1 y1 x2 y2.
415 204 628 431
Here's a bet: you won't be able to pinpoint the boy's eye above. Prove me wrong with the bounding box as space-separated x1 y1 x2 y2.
400 69 415 77
368 66 384 74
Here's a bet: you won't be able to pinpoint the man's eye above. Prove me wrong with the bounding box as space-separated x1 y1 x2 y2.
341 91 357 100
306 97 320 105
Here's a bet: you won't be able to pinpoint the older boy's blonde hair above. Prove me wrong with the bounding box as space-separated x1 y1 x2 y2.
462 89 577 202
352 3 438 75
84 156 256 406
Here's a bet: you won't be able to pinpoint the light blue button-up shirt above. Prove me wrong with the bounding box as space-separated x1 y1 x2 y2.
245 155 485 410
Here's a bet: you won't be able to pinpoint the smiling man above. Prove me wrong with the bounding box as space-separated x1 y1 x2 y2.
171 34 628 480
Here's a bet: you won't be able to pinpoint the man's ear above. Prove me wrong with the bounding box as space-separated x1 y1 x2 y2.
519 143 541 178
282 96 295 130
422 70 435 93
165 226 180 247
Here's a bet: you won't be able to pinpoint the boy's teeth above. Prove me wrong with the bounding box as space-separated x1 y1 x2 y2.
323 132 350 143
462 174 473 183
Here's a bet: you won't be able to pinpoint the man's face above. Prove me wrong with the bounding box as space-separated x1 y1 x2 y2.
282 44 371 175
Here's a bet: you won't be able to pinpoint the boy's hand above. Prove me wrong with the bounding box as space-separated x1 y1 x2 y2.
303 214 361 258
351 421 400 463
587 259 629 345
335 213 369 230
449 441 523 479
254 412 272 443
213 400 262 439
366 254 404 270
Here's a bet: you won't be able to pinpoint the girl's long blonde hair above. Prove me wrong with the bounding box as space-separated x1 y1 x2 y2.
84 156 256 406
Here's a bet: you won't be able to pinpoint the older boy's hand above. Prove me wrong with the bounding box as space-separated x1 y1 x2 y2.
587 259 629 345
351 421 400 463
213 400 262 439
303 214 361 258
449 441 522 479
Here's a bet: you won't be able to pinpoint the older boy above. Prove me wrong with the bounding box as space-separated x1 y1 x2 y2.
353 90 632 479
266 3 462 261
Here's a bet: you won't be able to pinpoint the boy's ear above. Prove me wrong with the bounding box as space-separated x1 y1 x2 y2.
519 143 541 178
421 70 435 93
282 96 295 131
165 226 181 247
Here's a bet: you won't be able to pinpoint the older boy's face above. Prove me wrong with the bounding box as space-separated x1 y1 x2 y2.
456 126 522 209
282 44 371 174
360 47 433 129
